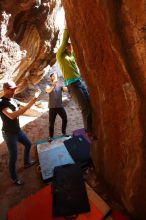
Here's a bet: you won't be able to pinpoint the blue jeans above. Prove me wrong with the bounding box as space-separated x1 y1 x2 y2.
68 80 92 132
2 130 32 180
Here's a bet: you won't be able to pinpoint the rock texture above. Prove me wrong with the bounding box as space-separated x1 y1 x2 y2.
0 0 63 94
0 0 146 219
62 0 146 219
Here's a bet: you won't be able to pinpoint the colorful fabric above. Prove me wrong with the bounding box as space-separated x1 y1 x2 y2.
56 29 80 86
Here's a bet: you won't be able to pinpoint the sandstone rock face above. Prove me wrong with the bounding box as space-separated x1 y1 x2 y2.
62 0 146 219
0 0 146 219
0 0 63 94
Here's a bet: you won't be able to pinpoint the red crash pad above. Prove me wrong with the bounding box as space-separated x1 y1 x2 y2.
7 184 104 220
111 210 129 220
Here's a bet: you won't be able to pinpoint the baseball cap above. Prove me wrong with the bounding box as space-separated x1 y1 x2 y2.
3 81 17 89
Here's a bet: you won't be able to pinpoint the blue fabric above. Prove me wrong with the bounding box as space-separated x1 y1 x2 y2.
2 130 32 180
36 135 65 145
64 78 80 86
37 142 75 180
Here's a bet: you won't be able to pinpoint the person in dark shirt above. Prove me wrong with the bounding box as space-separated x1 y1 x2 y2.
0 81 41 185
46 73 68 139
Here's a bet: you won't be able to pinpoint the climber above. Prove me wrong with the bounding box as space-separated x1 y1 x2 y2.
56 25 93 138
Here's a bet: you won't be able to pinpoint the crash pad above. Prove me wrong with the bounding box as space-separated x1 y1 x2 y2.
7 184 104 220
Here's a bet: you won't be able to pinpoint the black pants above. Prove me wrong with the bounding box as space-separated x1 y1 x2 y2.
49 107 67 138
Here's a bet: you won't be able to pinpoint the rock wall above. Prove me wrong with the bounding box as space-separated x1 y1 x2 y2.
0 0 64 93
62 0 146 219
0 0 146 219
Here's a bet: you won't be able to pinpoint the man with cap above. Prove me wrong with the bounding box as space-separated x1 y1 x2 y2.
46 73 68 140
56 26 93 138
0 80 41 185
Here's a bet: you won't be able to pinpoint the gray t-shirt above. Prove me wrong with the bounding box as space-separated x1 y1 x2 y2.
48 84 63 108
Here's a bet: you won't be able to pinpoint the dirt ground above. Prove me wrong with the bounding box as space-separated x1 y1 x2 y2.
0 77 124 220
0 77 96 220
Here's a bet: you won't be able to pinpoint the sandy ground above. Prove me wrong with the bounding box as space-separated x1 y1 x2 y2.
0 77 95 219
0 77 125 220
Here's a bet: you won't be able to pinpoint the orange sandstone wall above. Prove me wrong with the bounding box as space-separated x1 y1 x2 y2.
0 0 146 218
0 0 62 93
62 0 146 219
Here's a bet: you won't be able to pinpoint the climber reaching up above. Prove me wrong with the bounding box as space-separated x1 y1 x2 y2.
56 23 93 138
